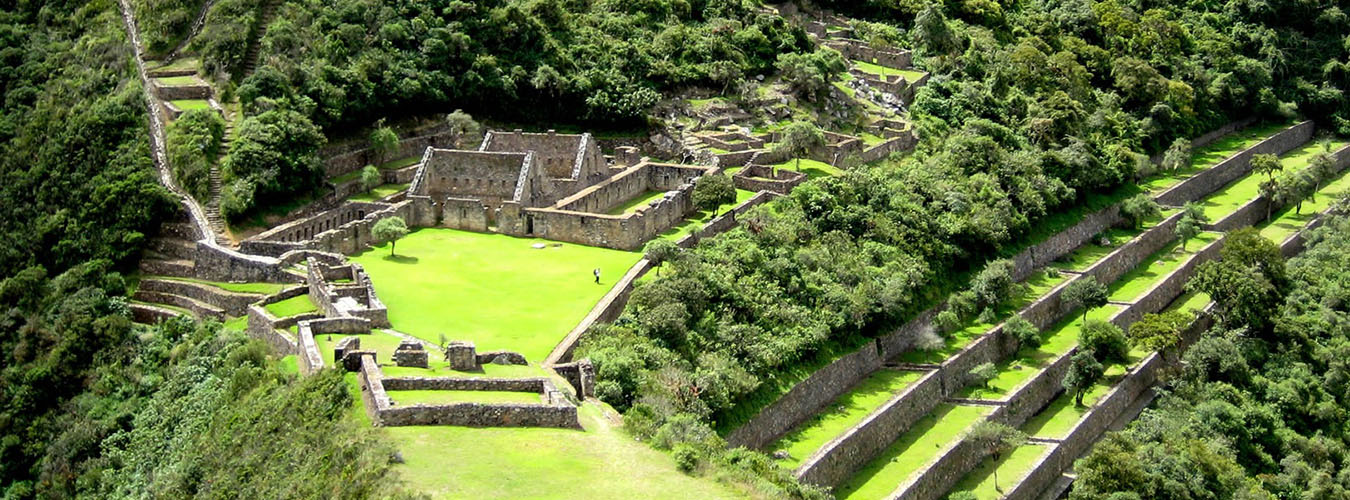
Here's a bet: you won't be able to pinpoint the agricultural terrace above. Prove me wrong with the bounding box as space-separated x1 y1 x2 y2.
1199 138 1350 222
350 228 641 362
1139 121 1294 194
834 404 992 500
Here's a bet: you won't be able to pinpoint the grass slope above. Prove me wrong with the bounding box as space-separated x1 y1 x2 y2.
264 294 318 318
350 228 641 362
771 369 924 469
835 404 992 500
947 444 1050 499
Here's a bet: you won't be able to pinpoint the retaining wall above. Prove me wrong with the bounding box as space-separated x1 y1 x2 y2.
137 278 263 316
796 369 943 486
1154 121 1313 206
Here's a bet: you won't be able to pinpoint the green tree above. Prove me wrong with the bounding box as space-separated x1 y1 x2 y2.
1251 153 1283 181
1121 193 1161 229
868 33 893 79
360 165 381 193
913 2 960 56
775 121 826 171
644 238 680 276
369 124 399 166
1160 138 1191 172
1129 311 1189 361
1175 215 1201 251
968 362 997 390
966 422 1027 492
1080 319 1129 364
971 259 1016 309
1064 278 1109 322
372 216 409 257
692 173 736 216
1308 152 1337 192
1004 315 1041 353
445 109 482 149
1063 349 1104 406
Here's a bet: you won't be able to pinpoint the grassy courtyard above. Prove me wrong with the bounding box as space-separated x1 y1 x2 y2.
834 404 992 500
265 294 318 318
768 158 845 179
849 60 927 83
770 369 925 469
350 228 641 362
348 183 408 202
947 444 1050 499
388 404 740 499
170 99 210 111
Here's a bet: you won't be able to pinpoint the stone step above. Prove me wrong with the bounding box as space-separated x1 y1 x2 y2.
133 289 226 320
147 237 197 260
139 258 195 277
129 302 183 324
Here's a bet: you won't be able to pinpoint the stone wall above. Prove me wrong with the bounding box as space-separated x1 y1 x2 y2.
876 307 941 360
725 341 883 449
553 163 706 214
137 278 263 316
823 38 913 69
796 369 943 486
1154 121 1313 206
377 402 580 428
193 241 299 283
382 377 550 392
732 165 807 195
1009 205 1122 282
890 426 992 500
323 124 454 179
1211 196 1269 232
154 82 211 100
857 133 918 163
250 201 393 244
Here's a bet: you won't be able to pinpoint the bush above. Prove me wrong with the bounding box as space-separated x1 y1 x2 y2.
1080 319 1130 364
673 443 700 473
935 310 961 334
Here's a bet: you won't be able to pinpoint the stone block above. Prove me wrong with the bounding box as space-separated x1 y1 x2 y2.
342 349 375 372
393 340 429 368
334 336 360 365
447 341 478 371
476 350 527 366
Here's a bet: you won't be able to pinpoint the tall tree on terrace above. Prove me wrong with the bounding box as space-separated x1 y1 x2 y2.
369 123 399 166
966 422 1028 492
775 121 826 172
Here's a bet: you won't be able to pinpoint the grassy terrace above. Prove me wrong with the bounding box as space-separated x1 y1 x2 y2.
149 57 198 72
1164 289 1212 317
351 228 641 362
348 183 408 202
1200 138 1349 222
380 155 422 170
1259 147 1350 242
1139 121 1293 194
391 404 740 499
658 188 756 242
897 269 1070 364
387 390 543 405
155 276 289 295
849 59 927 83
607 190 669 215
1048 210 1177 273
956 304 1123 400
170 99 210 111
947 444 1050 499
264 294 318 318
1106 231 1221 303
835 404 992 500
770 369 926 469
767 158 846 179
155 75 199 86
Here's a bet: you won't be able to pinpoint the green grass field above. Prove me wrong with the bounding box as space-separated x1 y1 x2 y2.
1140 121 1293 193
387 390 543 405
835 404 992 500
947 444 1050 499
223 315 247 331
380 155 422 170
1164 289 1212 318
155 75 199 86
771 369 925 469
350 228 641 362
348 183 409 202
768 158 845 179
607 190 669 215
150 57 198 72
157 276 289 295
1107 232 1220 303
1259 145 1350 242
849 60 927 82
170 99 210 111
389 404 740 499
264 294 318 318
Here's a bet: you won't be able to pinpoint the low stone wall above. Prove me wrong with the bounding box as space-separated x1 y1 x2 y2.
725 341 883 449
714 149 759 167
245 304 301 358
876 306 940 360
154 82 211 100
732 165 807 195
1001 346 1076 427
1154 121 1313 206
132 289 224 319
857 133 918 163
130 303 181 324
1080 212 1184 287
137 278 263 316
377 401 579 428
796 369 942 486
382 377 550 392
1010 205 1122 282
1116 237 1223 327
890 427 991 500
194 241 299 283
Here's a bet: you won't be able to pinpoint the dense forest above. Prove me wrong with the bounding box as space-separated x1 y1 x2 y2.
0 0 406 497
578 0 1350 481
1074 213 1350 498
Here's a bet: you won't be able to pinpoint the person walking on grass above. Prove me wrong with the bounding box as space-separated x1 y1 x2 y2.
593 268 601 284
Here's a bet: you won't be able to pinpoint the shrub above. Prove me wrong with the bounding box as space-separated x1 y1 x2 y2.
935 309 961 334
1080 319 1129 364
673 443 700 473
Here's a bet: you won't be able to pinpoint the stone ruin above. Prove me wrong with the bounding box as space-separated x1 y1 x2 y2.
392 339 428 368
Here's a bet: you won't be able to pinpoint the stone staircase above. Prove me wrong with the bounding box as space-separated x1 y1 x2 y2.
204 120 233 241
240 0 279 78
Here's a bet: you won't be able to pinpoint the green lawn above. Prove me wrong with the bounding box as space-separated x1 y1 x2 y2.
1164 290 1212 318
223 315 247 331
947 444 1050 499
659 188 756 242
387 390 543 405
349 183 409 202
835 404 992 500
1107 232 1220 303
1259 145 1350 242
389 404 740 499
155 75 199 86
1140 121 1293 193
157 276 288 295
170 99 210 111
350 228 641 362
1049 210 1177 273
607 190 670 215
1199 137 1348 222
956 305 1123 400
897 270 1070 365
768 158 845 179
850 60 927 82
264 294 318 318
1019 379 1113 439
380 155 422 170
277 355 299 375
771 369 925 469
150 57 198 72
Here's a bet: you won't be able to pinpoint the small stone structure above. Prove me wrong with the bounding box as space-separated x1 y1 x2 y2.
732 165 807 195
446 341 479 371
392 340 429 368
553 359 597 398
